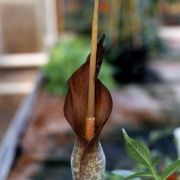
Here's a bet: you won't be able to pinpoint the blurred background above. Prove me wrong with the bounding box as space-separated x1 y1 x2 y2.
0 0 180 179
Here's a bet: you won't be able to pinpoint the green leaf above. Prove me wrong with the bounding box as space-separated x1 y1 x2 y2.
104 172 124 180
122 129 159 179
123 129 151 167
161 160 180 180
125 172 153 179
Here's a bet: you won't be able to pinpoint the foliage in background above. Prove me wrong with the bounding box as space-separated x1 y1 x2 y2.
112 0 165 53
104 172 124 180
105 130 180 180
43 36 116 96
119 0 142 45
65 0 108 34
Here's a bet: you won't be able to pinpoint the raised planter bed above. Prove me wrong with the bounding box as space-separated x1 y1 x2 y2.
0 74 42 180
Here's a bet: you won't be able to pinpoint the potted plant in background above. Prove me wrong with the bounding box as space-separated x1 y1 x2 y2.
107 0 163 84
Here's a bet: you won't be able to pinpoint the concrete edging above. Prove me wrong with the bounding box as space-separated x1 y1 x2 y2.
0 73 42 180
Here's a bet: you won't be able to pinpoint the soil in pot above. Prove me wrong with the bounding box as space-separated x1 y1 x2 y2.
106 44 161 84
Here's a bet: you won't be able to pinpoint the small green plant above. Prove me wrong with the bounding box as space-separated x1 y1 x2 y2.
43 35 116 96
123 129 180 180
104 130 180 179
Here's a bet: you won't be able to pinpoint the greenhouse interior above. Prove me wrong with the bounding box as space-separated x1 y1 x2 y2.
0 0 180 179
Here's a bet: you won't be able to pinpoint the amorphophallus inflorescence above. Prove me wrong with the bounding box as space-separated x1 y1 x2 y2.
64 0 112 179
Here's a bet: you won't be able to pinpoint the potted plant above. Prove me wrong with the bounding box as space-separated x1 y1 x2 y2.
107 0 162 84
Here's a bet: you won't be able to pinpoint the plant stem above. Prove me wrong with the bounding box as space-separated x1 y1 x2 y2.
149 164 159 180
86 0 99 141
109 0 121 45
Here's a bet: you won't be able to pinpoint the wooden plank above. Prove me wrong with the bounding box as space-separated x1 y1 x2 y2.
159 26 180 40
0 82 34 95
0 53 48 68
